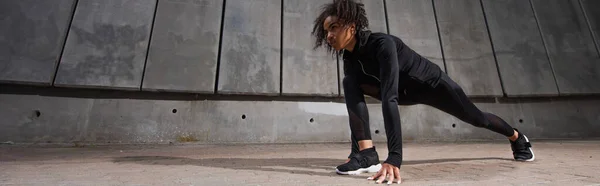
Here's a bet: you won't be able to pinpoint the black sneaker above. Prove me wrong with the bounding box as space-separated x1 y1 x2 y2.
510 128 535 161
336 147 381 175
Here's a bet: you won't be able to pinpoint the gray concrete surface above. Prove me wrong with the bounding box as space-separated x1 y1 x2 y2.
1 93 599 144
142 0 223 93
2 141 600 185
0 94 349 144
531 0 600 95
3 0 597 97
434 0 503 97
0 0 75 85
54 0 156 90
281 0 339 96
482 0 559 97
525 100 600 139
360 0 387 34
2 0 600 150
217 0 281 95
386 0 446 71
581 0 600 57
0 94 94 143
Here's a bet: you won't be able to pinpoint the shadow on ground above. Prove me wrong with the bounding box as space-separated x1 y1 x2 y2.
112 156 514 179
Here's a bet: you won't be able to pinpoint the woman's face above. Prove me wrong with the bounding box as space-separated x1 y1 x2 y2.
323 16 355 51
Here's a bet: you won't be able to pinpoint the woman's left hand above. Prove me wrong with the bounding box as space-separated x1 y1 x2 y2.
367 163 402 184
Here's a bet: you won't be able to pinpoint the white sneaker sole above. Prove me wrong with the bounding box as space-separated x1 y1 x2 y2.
336 163 382 175
517 135 535 162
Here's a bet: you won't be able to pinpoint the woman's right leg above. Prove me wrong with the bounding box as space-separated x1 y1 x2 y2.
348 83 381 159
343 76 374 154
337 76 381 175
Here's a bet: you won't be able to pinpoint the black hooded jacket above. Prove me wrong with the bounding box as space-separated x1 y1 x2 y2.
341 30 444 167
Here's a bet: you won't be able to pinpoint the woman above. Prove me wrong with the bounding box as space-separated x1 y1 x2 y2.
311 0 535 184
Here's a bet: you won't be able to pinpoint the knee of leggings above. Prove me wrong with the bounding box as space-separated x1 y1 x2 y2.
467 114 491 128
342 76 353 88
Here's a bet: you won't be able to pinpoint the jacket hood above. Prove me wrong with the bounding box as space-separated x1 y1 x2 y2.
352 30 371 54
344 30 371 59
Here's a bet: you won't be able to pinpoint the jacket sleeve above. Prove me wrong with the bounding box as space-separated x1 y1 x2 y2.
342 53 356 77
375 37 403 168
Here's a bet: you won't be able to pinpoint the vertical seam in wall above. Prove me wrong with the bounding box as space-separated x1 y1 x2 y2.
139 0 159 91
431 0 448 74
480 0 506 97
52 0 79 86
383 0 390 34
279 0 284 95
214 0 227 94
579 0 600 58
530 0 560 94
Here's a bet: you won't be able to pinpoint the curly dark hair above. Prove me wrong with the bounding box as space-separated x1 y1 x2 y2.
311 0 369 56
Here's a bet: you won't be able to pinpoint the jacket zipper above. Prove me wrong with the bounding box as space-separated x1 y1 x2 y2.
357 59 381 82
344 51 407 95
342 50 381 82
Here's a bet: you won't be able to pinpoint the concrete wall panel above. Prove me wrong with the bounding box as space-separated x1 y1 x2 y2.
54 0 157 90
524 100 600 139
482 0 558 96
386 0 445 71
86 99 196 142
142 0 223 93
0 0 75 85
0 94 94 143
581 0 600 59
2 93 599 143
360 0 387 33
531 0 600 95
0 94 352 143
281 0 338 96
217 0 281 95
2 0 599 146
434 0 503 96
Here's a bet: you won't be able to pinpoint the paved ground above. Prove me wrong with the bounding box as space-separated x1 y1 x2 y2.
1 140 599 186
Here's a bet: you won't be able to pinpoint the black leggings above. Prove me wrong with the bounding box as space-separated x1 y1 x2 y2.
344 73 515 155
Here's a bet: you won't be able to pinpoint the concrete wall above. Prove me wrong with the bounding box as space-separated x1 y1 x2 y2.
3 0 599 96
1 89 599 144
1 0 599 144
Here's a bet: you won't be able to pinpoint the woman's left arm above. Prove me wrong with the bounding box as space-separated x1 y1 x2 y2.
375 37 403 168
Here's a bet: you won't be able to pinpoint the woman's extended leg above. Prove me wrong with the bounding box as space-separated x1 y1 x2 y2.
418 73 535 161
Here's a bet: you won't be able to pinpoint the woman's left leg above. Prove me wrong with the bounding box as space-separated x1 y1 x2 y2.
416 73 534 161
417 74 515 137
